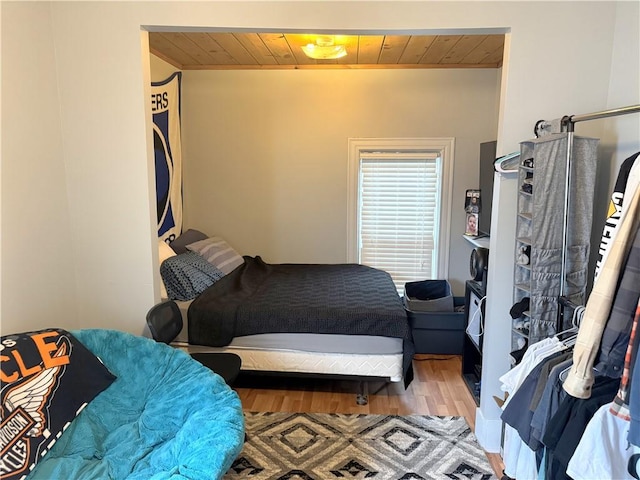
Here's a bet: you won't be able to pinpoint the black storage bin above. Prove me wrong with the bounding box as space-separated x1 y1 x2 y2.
406 296 465 355
404 279 454 312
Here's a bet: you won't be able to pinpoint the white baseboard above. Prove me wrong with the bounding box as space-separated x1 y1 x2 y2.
474 407 503 453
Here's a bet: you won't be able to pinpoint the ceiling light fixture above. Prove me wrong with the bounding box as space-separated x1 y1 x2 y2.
301 36 347 60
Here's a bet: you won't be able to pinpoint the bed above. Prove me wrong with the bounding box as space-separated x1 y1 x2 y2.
158 232 414 399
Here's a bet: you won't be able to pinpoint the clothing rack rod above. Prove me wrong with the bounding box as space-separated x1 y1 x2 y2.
562 104 640 131
556 103 640 331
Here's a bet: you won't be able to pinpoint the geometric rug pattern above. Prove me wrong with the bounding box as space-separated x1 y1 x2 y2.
223 412 497 479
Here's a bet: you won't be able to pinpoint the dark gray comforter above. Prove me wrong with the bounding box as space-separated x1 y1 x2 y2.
188 256 410 346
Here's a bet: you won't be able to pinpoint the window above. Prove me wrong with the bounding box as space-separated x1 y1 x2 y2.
348 138 454 292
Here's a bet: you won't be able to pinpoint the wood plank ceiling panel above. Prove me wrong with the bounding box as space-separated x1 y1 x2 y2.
441 35 488 64
482 47 505 67
160 32 215 66
233 33 279 66
356 35 385 64
149 33 199 67
206 33 257 66
463 34 505 65
184 33 237 65
148 32 504 69
259 33 296 65
398 36 437 64
378 35 411 64
335 35 359 65
420 35 463 64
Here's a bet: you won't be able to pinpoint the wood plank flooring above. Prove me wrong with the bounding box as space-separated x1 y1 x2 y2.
233 354 505 477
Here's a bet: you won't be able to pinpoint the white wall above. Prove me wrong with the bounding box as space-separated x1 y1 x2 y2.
591 1 640 282
603 2 640 176
181 68 499 292
45 2 159 334
1 2 78 334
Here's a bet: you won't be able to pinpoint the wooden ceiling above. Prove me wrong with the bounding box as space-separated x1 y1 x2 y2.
149 32 505 70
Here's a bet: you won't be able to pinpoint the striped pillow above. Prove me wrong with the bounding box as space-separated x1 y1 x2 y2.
186 236 244 275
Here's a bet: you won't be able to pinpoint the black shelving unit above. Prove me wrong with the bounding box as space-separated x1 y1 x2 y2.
461 280 485 406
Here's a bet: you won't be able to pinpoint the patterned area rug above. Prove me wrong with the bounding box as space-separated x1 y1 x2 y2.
223 412 497 479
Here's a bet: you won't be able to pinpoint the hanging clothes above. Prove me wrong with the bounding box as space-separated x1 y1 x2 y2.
529 357 573 452
595 151 640 279
628 299 640 446
563 187 640 399
611 298 640 421
499 337 569 479
566 402 640 479
542 376 619 480
502 351 573 448
501 337 567 396
501 350 573 478
594 222 640 377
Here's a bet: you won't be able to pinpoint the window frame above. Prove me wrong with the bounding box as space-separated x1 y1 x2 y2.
347 137 455 281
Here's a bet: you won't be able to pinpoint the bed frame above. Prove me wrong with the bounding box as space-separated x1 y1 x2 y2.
174 300 406 405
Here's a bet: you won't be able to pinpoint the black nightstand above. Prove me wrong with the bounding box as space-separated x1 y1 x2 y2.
461 280 485 405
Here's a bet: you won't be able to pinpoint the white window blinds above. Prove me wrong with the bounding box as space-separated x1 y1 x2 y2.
358 152 441 291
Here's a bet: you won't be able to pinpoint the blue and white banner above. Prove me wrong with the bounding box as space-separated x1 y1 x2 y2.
151 72 182 243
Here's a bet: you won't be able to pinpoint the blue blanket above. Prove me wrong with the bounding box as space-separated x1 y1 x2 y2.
28 329 244 480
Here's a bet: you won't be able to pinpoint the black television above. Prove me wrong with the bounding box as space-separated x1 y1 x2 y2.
478 141 497 237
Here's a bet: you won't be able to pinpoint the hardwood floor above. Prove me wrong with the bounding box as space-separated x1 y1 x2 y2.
233 354 505 477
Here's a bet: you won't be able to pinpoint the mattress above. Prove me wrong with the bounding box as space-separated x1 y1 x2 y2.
174 300 404 382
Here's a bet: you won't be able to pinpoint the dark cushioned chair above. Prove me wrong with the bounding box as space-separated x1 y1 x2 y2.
146 300 242 385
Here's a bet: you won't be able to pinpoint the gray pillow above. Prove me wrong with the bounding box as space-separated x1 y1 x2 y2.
186 236 245 275
169 229 208 255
